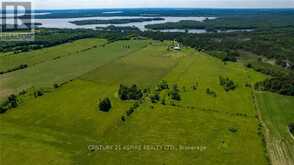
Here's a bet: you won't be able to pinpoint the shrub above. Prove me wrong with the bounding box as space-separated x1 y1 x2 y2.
0 64 28 75
133 102 140 109
169 84 181 101
0 94 19 114
125 102 141 118
0 107 8 114
99 98 112 112
289 123 294 135
118 84 143 100
34 90 44 97
192 82 199 90
143 88 150 94
8 95 18 108
126 108 135 116
222 51 239 62
246 63 253 68
229 128 238 133
157 80 169 91
150 93 160 103
121 116 126 122
219 76 237 92
206 88 217 97
54 83 60 88
169 91 181 101
223 55 237 62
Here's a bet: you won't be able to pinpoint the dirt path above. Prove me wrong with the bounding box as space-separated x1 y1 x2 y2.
251 89 294 165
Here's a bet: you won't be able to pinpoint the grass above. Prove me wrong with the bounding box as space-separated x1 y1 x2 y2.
81 41 182 87
0 39 148 102
256 92 294 165
0 38 285 165
0 38 107 72
164 50 266 115
0 80 131 165
86 104 267 165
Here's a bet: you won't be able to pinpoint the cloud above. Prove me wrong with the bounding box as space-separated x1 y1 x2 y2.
12 0 294 9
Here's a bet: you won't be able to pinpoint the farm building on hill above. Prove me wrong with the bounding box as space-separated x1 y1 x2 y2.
169 41 182 50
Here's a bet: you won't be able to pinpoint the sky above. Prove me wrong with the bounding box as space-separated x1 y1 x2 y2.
4 0 294 9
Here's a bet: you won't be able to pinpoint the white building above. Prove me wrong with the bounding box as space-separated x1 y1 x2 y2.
172 41 181 50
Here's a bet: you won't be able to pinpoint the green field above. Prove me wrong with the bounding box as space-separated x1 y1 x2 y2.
257 92 294 165
0 38 107 72
0 38 292 165
0 39 148 102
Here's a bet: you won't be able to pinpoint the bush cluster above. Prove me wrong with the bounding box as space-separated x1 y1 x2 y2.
122 102 141 122
0 64 28 75
150 93 160 103
0 95 19 114
118 84 143 100
157 80 169 91
169 84 181 101
99 98 112 112
219 76 237 91
255 75 294 96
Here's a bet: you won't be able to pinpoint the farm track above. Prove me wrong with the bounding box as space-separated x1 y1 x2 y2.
173 104 255 119
252 89 294 165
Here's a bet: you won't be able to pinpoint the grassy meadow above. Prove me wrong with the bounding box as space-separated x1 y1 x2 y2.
257 92 294 165
0 38 292 165
0 39 148 102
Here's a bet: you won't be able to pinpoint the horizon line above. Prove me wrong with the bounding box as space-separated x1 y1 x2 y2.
31 7 294 10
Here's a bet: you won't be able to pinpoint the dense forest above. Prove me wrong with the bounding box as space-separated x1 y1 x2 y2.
255 73 294 96
0 28 131 53
145 14 294 30
0 29 97 52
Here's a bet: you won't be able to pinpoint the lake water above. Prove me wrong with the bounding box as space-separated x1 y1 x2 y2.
32 16 253 33
1 15 253 33
36 16 216 31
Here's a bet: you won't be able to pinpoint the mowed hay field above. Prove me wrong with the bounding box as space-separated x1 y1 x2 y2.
257 93 294 165
0 38 107 72
0 38 276 165
0 39 148 102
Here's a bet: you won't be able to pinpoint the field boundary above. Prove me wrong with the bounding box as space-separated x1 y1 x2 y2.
252 90 294 165
173 104 255 119
252 89 272 165
0 39 106 76
78 42 149 82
